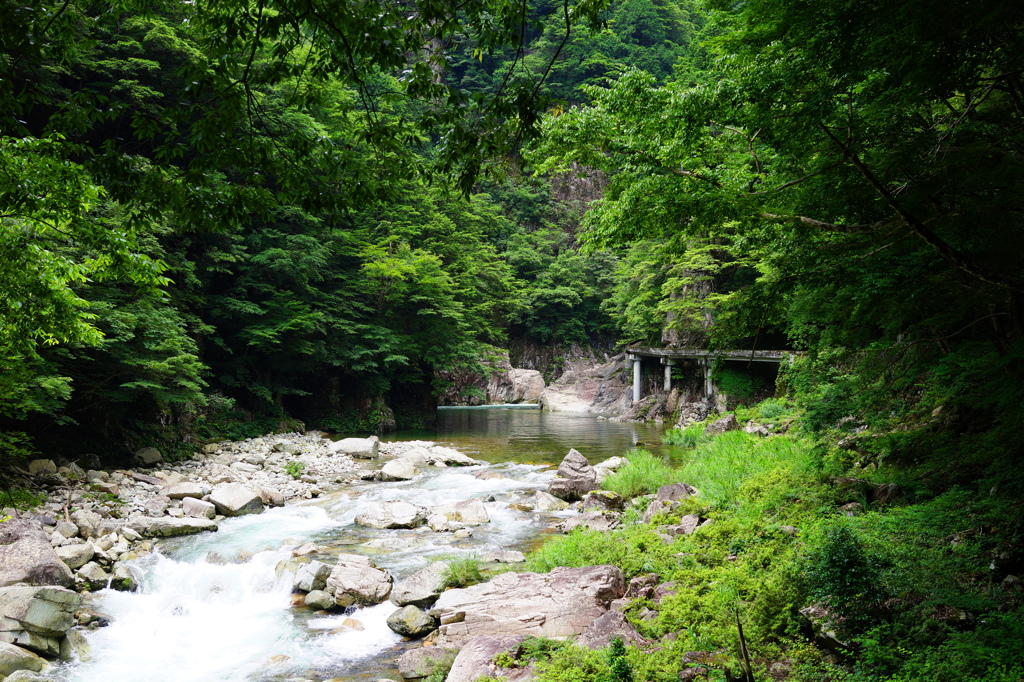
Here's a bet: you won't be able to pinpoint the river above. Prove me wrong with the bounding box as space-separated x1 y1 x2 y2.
53 408 673 682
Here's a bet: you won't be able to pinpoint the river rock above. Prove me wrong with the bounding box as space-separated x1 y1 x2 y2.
164 482 206 500
209 483 264 517
547 449 598 501
379 459 418 482
76 562 109 591
329 437 379 459
390 561 449 607
325 554 393 607
304 590 336 610
53 544 94 571
61 627 90 662
254 485 285 507
446 635 531 682
703 414 739 436
5 670 55 681
575 610 647 649
133 447 163 467
427 514 452 532
556 511 621 534
0 520 75 589
533 491 569 511
429 447 481 467
26 460 57 477
53 522 77 540
428 565 626 645
432 499 489 525
386 605 436 638
294 561 332 593
0 585 80 656
182 497 216 519
127 516 217 537
582 490 625 511
0 641 48 678
592 456 626 483
355 501 428 529
143 495 171 516
397 647 458 680
655 483 697 502
483 550 525 563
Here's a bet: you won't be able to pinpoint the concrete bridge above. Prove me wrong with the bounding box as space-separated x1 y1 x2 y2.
625 346 794 402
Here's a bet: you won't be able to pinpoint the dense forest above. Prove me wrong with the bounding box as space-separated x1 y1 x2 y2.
2 0 1024 679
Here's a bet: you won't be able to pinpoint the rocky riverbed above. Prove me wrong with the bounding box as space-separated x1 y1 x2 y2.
0 430 692 682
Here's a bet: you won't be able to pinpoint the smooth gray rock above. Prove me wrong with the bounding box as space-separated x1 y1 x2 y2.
431 499 489 525
533 491 569 512
0 520 74 588
75 562 109 591
429 565 626 645
209 483 264 517
428 447 481 467
593 456 626 484
354 500 427 530
386 605 436 638
329 436 379 459
397 647 458 680
54 544 94 571
390 561 450 607
26 461 56 477
68 511 100 540
325 554 393 607
293 561 332 593
133 447 163 466
182 497 216 520
379 459 418 481
5 667 56 680
0 641 48 678
445 635 532 682
547 449 599 501
0 585 80 656
655 483 697 502
60 627 90 662
53 522 77 540
304 590 336 610
703 414 739 436
164 482 206 500
126 516 217 537
582 490 625 511
660 514 702 537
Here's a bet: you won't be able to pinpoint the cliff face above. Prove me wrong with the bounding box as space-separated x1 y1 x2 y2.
436 351 544 406
537 354 633 416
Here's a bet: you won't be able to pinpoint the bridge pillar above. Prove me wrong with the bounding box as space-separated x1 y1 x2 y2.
702 359 714 398
662 358 674 392
629 354 642 403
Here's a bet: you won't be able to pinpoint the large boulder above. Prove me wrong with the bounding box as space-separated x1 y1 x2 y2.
533 491 569 512
0 642 48 679
325 554 393 607
0 520 74 589
328 436 379 459
428 565 626 645
431 499 489 525
391 561 450 607
397 647 458 680
132 447 163 467
182 498 216 520
0 586 80 657
53 544 94 571
428 447 482 467
547 450 599 501
386 605 437 638
164 482 206 500
575 611 647 649
126 516 217 538
379 459 418 482
293 561 333 593
703 414 739 436
355 501 428 529
209 483 264 517
446 635 532 682
26 461 56 477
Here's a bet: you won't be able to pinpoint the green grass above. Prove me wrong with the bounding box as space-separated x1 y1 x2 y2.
661 423 709 448
441 553 484 589
602 448 685 499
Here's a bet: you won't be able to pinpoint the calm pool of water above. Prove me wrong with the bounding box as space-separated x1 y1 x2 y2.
391 406 680 465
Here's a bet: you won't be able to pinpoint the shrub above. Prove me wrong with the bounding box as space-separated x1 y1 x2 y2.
441 553 484 589
602 448 684 499
681 433 809 507
284 461 304 479
804 524 884 634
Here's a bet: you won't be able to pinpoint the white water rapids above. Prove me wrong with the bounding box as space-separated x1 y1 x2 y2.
55 462 560 682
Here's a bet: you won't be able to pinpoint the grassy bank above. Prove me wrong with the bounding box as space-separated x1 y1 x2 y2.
516 401 1024 682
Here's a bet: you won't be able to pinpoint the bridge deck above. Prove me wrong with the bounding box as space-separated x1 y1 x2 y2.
626 346 793 363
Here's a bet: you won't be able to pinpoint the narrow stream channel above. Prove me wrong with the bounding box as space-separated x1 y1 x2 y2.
54 409 672 682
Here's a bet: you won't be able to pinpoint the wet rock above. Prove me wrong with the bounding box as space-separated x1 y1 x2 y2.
133 447 163 467
575 610 647 649
182 497 216 520
0 585 80 657
533 491 569 512
0 642 48 679
109 563 136 592
54 544 94 571
355 501 428 530
703 414 738 436
427 514 452 532
329 437 379 459
582 490 624 511
429 565 626 645
432 499 489 525
0 519 75 589
557 511 621 533
397 646 458 680
164 482 206 500
386 605 437 638
446 635 531 682
379 459 418 482
61 627 91 662
5 669 56 681
76 562 109 591
391 561 450 608
127 516 217 537
547 449 599 502
326 554 393 607
209 483 265 517
483 550 525 563
304 590 336 610
428 447 481 467
293 561 332 593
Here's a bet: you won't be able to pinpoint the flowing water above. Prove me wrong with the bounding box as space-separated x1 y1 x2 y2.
55 409 671 682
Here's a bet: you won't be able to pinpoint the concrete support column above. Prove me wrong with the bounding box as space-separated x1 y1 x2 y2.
663 358 675 392
703 359 714 398
630 354 642 403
